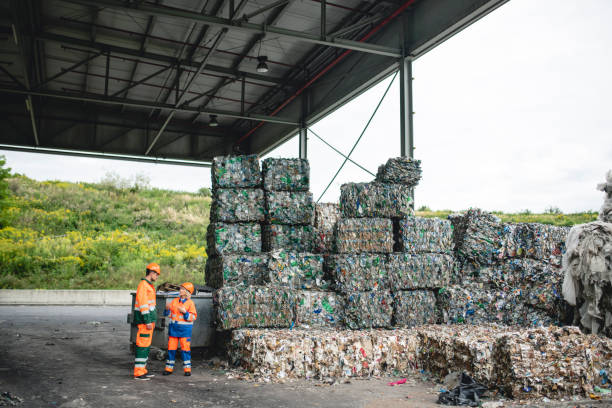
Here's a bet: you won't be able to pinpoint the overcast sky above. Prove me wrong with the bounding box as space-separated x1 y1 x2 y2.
2 0 610 213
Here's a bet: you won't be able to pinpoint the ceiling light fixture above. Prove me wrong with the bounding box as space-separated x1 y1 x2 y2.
209 114 219 127
256 56 269 73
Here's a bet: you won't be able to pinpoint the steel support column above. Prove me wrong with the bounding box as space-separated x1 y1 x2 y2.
298 125 307 159
399 56 413 159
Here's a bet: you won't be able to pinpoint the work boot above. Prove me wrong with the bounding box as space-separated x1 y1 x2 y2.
163 371 173 376
134 375 151 381
184 372 191 377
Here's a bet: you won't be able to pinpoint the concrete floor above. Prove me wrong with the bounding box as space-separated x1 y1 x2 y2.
0 306 610 408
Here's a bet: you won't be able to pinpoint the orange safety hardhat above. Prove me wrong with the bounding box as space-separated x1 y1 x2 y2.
146 262 161 275
180 282 194 295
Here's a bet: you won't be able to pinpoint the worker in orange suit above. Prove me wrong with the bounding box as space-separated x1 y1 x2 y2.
133 262 160 380
163 282 197 376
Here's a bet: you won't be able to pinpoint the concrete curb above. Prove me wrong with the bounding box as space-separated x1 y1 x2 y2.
0 289 133 306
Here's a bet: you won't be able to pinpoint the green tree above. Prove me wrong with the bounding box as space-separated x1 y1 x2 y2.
0 155 11 206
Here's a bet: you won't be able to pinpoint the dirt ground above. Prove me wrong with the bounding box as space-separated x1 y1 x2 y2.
0 306 610 408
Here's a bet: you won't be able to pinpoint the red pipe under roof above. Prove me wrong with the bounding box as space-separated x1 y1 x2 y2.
236 0 418 146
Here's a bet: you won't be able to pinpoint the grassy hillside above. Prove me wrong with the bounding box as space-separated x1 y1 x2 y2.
0 174 599 289
0 175 211 289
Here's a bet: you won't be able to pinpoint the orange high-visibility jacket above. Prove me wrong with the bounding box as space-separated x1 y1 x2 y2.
164 297 197 338
134 278 157 325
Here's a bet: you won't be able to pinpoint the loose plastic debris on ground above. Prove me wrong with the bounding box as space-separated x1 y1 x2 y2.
327 254 388 292
266 250 328 290
262 158 310 191
206 222 261 255
397 216 453 254
562 221 612 335
342 291 393 329
494 326 612 399
375 157 422 186
294 290 342 328
392 290 437 327
210 188 265 222
262 224 315 252
335 218 394 253
213 286 294 330
340 182 413 218
212 155 262 189
452 209 504 266
598 170 612 223
387 253 454 289
314 203 340 253
266 191 314 224
205 254 268 288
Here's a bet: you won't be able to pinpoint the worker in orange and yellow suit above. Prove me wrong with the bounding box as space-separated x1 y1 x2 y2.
133 263 160 380
163 282 197 376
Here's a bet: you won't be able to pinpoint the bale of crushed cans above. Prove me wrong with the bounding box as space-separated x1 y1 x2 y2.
206 222 261 256
436 284 558 327
335 218 394 253
294 290 342 328
205 254 268 288
452 209 504 266
375 157 422 187
326 254 388 292
387 253 454 289
212 155 261 189
266 191 314 225
494 326 612 399
262 224 314 252
392 290 437 327
340 183 413 218
228 328 420 380
210 188 265 223
262 158 310 191
500 223 569 266
213 285 294 330
397 216 453 254
266 250 328 290
314 203 341 253
342 291 393 329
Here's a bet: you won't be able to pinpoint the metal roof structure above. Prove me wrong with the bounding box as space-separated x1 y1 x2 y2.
0 0 508 166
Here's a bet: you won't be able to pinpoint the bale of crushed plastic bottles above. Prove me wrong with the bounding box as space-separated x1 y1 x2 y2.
451 209 504 266
266 250 328 290
265 191 314 225
212 155 261 189
213 285 295 330
340 182 413 218
392 290 437 327
314 203 340 253
262 158 310 191
210 188 265 223
294 290 342 328
335 218 394 253
375 157 422 186
262 224 315 252
205 254 268 288
397 216 453 254
387 253 454 289
206 222 261 256
327 253 389 292
342 290 393 329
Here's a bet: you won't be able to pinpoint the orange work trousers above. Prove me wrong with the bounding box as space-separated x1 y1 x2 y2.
134 324 154 377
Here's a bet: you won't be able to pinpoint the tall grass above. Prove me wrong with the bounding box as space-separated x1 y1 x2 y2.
0 176 210 289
